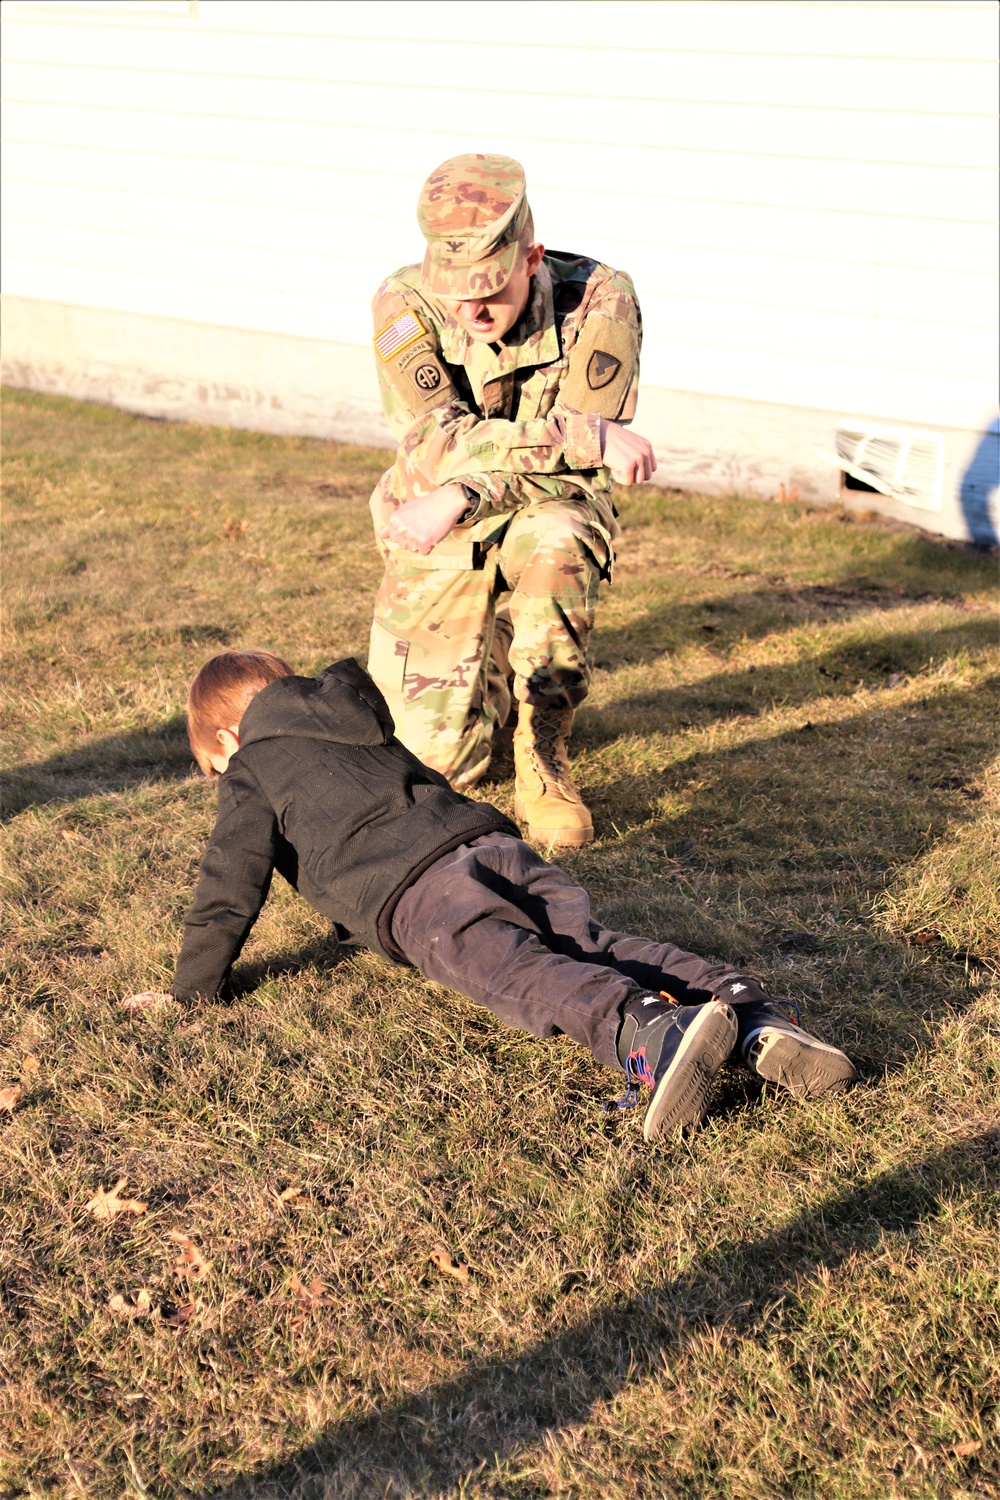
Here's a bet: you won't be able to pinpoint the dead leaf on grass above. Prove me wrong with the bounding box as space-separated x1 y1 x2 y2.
908 930 941 947
85 1178 148 1221
951 1440 982 1457
288 1272 332 1325
0 1086 22 1114
275 1185 305 1208
430 1243 470 1285
108 1289 156 1319
222 515 248 540
165 1300 198 1327
169 1230 212 1280
62 829 85 845
20 1055 41 1076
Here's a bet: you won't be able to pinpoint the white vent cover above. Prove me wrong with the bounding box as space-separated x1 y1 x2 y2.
820 422 944 511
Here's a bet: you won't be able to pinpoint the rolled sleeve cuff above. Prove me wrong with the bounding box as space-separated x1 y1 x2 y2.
458 475 508 522
564 413 603 472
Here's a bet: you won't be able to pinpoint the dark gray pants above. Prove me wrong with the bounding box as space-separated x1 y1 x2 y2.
391 833 743 1071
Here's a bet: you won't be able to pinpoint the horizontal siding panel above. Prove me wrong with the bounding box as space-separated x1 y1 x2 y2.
6 250 989 429
5 139 997 276
640 292 994 378
4 66 996 167
0 252 375 344
2 179 124 232
877 216 999 275
642 340 994 429
4 101 995 223
0 221 381 336
603 238 996 329
6 180 994 328
2 140 127 191
5 51 998 124
3 0 995 440
9 1 991 63
4 216 992 380
875 263 998 326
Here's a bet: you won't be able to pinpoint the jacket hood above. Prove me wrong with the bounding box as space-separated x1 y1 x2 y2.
238 658 395 749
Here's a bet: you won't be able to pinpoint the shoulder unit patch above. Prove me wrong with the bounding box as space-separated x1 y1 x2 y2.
587 350 621 390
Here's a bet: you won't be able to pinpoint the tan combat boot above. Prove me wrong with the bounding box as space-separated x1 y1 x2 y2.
513 703 594 847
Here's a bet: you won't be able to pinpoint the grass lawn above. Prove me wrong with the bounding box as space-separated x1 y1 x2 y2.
1 386 998 1500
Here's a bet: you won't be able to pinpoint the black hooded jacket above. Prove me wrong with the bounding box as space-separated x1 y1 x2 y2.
171 659 517 1000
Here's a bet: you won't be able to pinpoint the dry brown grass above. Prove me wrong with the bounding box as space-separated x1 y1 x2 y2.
1 388 998 1499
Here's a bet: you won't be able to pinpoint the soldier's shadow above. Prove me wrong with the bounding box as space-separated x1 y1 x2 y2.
199 1129 997 1498
582 612 997 737
591 566 992 671
571 668 997 1081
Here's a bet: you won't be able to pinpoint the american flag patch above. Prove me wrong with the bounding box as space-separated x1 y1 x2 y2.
374 309 426 362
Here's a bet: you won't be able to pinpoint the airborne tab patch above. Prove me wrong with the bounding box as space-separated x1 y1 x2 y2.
374 309 427 362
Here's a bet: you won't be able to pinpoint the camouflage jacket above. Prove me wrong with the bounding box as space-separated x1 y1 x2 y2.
370 252 642 536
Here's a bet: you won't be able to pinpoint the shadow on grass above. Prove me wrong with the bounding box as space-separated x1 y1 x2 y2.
587 612 998 728
573 668 999 1084
592 573 993 672
0 716 193 821
582 671 998 869
3 610 992 825
203 1130 998 1498
229 933 346 996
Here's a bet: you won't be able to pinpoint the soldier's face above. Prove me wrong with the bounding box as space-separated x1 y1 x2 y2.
444 242 545 343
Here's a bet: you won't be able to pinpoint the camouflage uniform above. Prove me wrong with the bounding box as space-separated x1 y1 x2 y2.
368 154 642 792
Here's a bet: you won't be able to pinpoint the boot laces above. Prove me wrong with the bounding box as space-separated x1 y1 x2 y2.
529 711 569 781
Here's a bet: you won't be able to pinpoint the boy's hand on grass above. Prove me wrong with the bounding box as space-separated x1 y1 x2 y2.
120 992 176 1012
379 484 471 555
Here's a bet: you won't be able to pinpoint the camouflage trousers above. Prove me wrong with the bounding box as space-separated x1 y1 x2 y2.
368 497 613 787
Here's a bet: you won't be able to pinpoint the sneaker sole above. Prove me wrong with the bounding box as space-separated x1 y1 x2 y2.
754 1031 858 1099
642 1001 737 1143
513 797 594 847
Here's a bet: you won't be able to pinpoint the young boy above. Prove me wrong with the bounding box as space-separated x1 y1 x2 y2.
128 651 857 1142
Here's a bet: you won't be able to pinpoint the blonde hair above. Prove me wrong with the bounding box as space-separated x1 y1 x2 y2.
187 649 294 775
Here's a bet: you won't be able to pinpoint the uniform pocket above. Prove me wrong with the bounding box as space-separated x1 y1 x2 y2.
367 620 409 694
582 517 615 585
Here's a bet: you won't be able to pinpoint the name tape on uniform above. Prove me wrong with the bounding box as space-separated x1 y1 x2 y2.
374 310 428 362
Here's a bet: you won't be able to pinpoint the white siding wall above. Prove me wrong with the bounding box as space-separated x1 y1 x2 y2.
2 0 997 535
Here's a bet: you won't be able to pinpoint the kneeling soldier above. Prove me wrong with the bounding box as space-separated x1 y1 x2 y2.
367 152 657 847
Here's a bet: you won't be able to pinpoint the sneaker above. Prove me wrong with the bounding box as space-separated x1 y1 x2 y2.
614 997 738 1142
722 984 857 1098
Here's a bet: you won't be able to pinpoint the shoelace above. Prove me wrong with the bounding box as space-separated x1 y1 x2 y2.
606 992 681 1114
604 1046 655 1113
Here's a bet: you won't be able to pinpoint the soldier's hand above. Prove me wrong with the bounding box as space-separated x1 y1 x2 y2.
600 420 657 485
379 484 472 555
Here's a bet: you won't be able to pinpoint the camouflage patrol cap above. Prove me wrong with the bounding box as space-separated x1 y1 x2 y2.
417 153 530 299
